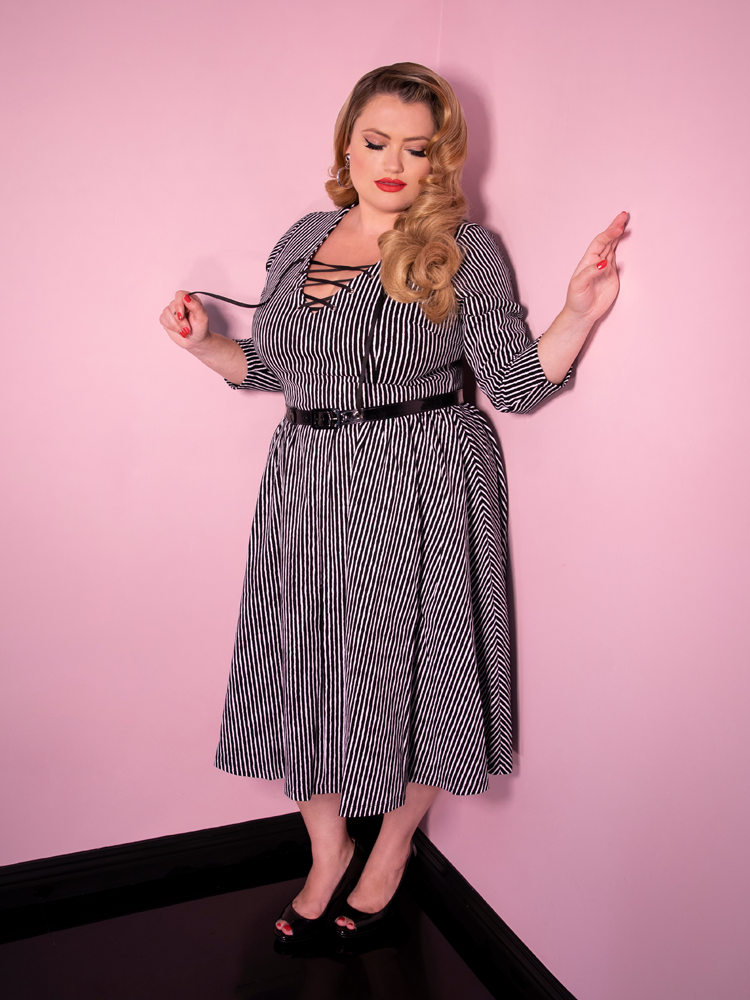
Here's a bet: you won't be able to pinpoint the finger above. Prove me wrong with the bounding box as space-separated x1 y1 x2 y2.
576 237 616 276
607 211 628 231
601 213 628 251
602 212 628 241
182 292 206 320
161 302 186 332
586 229 618 259
171 289 192 323
578 259 614 283
160 305 191 339
167 299 184 322
160 306 179 332
585 213 628 257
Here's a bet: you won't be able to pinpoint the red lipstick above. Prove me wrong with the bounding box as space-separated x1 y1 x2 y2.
375 178 406 193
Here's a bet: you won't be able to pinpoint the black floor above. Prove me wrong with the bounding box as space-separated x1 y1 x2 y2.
0 877 495 999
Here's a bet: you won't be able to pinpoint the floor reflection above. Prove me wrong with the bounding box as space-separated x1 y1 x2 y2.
0 878 493 999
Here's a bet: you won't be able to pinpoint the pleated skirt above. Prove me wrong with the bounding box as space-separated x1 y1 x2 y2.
215 402 513 817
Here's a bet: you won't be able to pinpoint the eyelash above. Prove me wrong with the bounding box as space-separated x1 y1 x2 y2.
364 139 427 158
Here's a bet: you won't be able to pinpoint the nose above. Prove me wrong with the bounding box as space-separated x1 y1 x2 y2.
383 146 404 175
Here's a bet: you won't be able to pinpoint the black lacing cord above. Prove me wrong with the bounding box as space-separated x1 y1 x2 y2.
188 255 307 310
189 259 374 311
302 261 373 310
190 257 387 408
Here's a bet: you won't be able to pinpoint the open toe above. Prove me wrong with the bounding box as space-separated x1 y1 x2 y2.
273 841 366 945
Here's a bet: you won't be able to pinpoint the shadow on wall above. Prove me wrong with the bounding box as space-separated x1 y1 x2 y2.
450 75 492 229
448 76 545 767
451 75 527 319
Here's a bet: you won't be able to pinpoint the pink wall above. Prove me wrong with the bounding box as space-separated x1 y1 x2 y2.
0 0 441 859
426 2 750 999
1 1 748 998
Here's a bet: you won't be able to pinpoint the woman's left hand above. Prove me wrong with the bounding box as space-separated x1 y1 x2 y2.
537 211 629 383
564 211 628 324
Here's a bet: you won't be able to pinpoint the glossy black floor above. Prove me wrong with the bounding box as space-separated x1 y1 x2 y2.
0 875 495 999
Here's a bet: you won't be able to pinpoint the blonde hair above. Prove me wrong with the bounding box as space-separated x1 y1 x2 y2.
325 63 468 324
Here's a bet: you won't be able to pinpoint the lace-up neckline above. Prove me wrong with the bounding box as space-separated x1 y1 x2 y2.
302 260 376 310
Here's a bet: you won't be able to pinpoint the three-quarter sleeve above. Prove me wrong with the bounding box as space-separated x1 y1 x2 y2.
455 224 571 413
224 338 283 391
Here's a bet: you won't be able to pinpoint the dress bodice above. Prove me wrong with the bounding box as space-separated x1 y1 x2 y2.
229 208 567 414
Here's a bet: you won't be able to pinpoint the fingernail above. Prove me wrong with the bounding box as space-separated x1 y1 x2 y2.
596 260 608 270
177 312 183 321
181 327 190 337
184 294 192 303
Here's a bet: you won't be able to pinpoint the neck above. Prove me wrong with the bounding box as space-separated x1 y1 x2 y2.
346 201 403 239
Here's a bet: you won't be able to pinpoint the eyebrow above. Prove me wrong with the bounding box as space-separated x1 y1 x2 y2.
361 127 431 142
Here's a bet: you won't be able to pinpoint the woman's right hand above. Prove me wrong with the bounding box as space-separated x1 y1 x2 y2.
158 289 248 383
159 290 210 349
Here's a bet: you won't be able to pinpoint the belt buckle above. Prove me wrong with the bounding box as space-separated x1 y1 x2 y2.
317 409 341 429
343 409 364 427
333 409 365 428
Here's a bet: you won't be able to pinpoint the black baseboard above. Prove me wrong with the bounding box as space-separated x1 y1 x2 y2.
410 830 576 1000
0 815 575 1000
0 813 312 945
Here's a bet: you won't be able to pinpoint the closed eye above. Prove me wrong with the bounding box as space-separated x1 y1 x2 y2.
364 139 427 158
365 139 427 158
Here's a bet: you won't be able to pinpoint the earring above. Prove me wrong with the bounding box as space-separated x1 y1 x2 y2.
336 154 353 188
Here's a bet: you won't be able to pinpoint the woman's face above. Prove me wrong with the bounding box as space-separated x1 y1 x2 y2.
345 95 436 216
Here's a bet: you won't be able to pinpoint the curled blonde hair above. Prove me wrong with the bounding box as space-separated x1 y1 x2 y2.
325 63 468 324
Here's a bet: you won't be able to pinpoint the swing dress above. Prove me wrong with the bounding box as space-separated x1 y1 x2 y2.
214 207 568 817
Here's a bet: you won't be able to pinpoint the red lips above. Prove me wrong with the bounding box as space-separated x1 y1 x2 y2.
375 178 406 193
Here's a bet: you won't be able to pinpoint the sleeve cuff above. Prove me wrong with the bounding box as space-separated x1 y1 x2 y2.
224 339 282 392
533 338 573 390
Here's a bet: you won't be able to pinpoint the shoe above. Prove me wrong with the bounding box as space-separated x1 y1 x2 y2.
334 842 416 939
274 839 366 945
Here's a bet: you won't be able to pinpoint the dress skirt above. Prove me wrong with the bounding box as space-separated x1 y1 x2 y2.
215 404 511 816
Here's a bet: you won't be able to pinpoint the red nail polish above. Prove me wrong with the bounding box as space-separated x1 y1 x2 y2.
181 327 190 337
184 294 192 303
177 312 183 321
596 260 608 270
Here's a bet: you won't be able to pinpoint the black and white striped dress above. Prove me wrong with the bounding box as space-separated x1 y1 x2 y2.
215 207 568 817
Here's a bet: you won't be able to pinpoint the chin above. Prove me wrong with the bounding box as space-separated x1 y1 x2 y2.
370 192 415 213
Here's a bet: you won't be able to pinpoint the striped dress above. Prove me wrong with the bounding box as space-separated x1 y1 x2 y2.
214 207 568 817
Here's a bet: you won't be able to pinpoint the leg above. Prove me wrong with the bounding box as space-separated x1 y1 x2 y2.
275 792 354 937
336 782 439 930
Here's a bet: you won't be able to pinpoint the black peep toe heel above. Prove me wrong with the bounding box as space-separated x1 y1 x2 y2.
334 842 416 939
274 839 366 945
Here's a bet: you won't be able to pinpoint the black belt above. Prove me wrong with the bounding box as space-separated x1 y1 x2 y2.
286 390 462 429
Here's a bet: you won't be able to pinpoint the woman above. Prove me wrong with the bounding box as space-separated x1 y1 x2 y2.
159 63 625 941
